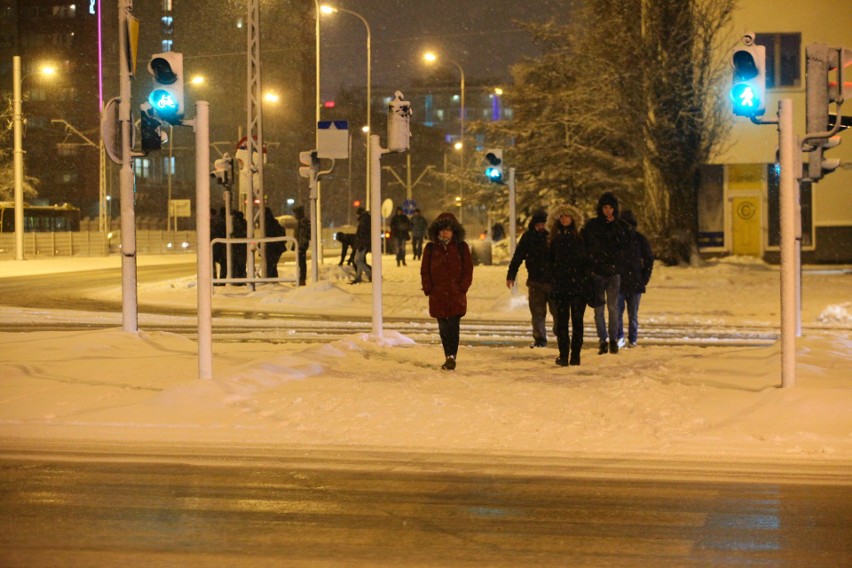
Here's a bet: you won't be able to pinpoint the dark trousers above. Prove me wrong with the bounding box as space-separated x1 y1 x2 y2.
394 236 407 264
437 315 461 358
527 280 555 343
412 236 424 260
593 273 621 344
554 296 586 361
617 292 642 344
297 250 307 285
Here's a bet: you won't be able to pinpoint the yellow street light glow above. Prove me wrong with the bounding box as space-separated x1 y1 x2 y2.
320 5 335 14
39 64 58 76
263 91 280 104
190 75 205 86
454 141 463 151
494 87 503 95
423 52 437 63
362 125 370 133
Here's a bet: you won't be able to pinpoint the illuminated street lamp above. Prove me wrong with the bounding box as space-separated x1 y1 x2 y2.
321 4 372 210
12 57 57 260
424 51 466 221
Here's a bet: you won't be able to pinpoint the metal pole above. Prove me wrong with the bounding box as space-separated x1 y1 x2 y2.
195 101 213 380
779 99 796 388
370 134 384 337
508 167 516 258
309 169 319 284
12 56 24 261
167 124 173 234
118 0 138 332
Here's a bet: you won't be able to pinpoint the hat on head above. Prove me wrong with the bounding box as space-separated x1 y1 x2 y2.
356 207 366 215
530 210 548 226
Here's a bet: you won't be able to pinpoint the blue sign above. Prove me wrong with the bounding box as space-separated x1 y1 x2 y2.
402 199 417 215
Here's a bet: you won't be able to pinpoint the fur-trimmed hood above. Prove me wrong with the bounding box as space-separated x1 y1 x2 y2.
427 212 466 242
546 204 585 233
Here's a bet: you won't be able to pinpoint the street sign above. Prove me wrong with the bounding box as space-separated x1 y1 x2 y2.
402 199 417 215
101 98 121 165
316 120 349 159
381 198 394 219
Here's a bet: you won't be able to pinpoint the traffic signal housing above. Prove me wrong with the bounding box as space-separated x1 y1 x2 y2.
730 41 766 117
140 107 167 153
484 149 504 183
211 154 234 188
147 52 184 125
805 43 850 181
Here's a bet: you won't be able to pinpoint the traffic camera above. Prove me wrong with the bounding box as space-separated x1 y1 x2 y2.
730 35 766 117
484 149 504 183
147 52 184 125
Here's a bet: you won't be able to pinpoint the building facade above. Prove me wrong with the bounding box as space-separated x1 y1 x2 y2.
704 0 852 263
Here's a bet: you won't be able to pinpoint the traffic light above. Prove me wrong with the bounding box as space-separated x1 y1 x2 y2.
387 90 411 153
730 38 766 117
211 153 234 187
147 52 184 125
140 107 167 153
805 44 850 181
299 150 318 179
484 149 503 183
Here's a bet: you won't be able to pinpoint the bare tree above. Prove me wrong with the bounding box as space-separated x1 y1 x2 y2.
476 0 734 263
0 98 40 202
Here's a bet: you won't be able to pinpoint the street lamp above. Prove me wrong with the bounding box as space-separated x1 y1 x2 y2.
12 56 57 260
320 4 372 211
423 51 465 222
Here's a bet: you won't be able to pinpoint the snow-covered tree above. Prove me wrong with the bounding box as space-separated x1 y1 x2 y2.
480 0 734 263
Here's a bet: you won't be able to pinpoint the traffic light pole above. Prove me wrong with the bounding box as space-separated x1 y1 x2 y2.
778 99 797 388
193 101 213 380
370 134 390 338
117 0 138 333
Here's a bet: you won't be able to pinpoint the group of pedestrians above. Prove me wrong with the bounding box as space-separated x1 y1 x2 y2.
506 191 654 368
346 206 429 284
211 204 310 287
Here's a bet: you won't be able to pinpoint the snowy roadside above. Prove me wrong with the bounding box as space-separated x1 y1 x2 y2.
0 254 850 472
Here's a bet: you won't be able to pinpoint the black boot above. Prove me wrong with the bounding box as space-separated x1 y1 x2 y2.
610 341 619 354
441 355 456 371
555 355 569 367
569 351 580 366
598 341 608 355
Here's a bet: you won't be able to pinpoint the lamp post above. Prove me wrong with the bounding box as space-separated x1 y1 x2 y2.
320 4 371 211
12 56 56 260
423 51 465 222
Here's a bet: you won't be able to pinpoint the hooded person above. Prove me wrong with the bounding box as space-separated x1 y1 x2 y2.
547 203 591 366
506 209 555 348
616 209 654 347
292 205 310 286
581 191 631 354
420 212 473 371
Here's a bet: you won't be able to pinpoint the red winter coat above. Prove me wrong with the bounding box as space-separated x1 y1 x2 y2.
421 239 473 319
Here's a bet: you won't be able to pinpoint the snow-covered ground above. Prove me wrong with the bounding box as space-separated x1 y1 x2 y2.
0 251 850 469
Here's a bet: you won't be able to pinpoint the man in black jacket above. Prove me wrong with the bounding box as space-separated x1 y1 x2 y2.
506 210 554 348
616 209 654 347
581 192 630 354
352 207 372 284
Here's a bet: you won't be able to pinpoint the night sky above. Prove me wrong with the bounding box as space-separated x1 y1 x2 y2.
318 0 571 97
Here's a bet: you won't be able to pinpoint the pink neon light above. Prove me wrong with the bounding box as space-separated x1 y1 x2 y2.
97 0 103 110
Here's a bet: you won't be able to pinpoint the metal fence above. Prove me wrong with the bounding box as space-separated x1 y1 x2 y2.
0 230 197 259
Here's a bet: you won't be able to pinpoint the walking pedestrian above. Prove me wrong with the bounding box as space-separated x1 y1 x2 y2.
390 206 412 266
581 191 631 354
410 208 427 260
292 205 310 286
548 204 591 366
211 208 227 283
263 207 286 278
335 232 356 266
420 212 473 371
351 207 372 284
506 210 554 348
616 209 654 348
231 210 248 284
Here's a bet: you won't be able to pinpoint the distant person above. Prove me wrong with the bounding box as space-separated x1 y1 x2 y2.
581 191 630 355
292 205 310 286
548 204 591 367
506 210 553 348
410 208 428 260
351 207 372 284
420 212 473 371
390 206 412 266
211 208 227 283
263 207 286 279
491 222 506 242
231 210 248 284
335 232 356 266
616 209 654 348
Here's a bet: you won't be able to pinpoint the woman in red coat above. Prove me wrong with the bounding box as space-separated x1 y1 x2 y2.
420 212 473 371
